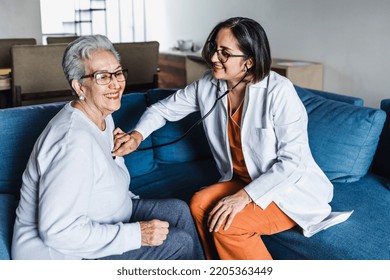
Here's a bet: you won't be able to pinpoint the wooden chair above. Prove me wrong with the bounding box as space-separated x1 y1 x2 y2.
11 44 73 106
46 36 79 44
0 38 36 69
113 41 160 93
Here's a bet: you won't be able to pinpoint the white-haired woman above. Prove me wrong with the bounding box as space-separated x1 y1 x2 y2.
12 35 204 260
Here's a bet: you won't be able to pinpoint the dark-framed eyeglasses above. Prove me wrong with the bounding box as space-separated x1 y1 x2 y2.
206 41 248 63
80 69 128 85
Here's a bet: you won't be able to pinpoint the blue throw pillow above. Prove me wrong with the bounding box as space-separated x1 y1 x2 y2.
146 89 213 163
112 93 157 177
296 86 386 183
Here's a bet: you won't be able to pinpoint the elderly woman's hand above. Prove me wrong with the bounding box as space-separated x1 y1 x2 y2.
139 219 169 246
112 128 143 156
207 189 252 232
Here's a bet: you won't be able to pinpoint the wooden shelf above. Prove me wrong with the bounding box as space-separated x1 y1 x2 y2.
271 58 323 90
63 0 107 36
76 8 106 12
159 51 324 90
158 52 187 88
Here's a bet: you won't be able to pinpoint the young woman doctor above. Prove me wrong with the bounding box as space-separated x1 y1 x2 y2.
112 17 351 260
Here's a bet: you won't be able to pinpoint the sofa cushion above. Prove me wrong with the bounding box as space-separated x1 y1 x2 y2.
145 88 213 163
112 93 157 177
296 86 386 183
130 158 220 203
263 174 390 259
0 194 16 260
0 102 65 196
296 86 364 106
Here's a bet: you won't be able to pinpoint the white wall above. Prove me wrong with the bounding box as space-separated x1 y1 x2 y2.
145 0 390 108
1 0 389 107
0 0 42 44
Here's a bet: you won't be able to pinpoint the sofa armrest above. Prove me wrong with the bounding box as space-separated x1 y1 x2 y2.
371 99 390 179
380 98 390 112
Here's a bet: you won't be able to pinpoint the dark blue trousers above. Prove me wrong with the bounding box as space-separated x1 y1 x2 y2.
97 198 205 260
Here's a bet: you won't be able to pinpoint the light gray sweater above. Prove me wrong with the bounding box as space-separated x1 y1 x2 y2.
12 103 141 260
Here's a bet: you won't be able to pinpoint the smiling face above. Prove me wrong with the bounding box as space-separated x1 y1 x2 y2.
211 28 253 87
73 50 125 118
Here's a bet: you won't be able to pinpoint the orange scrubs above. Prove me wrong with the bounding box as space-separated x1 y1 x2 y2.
190 97 296 260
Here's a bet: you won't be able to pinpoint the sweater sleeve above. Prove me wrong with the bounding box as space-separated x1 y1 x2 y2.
37 138 141 259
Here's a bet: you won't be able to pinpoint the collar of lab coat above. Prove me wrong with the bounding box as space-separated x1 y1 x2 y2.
210 72 270 98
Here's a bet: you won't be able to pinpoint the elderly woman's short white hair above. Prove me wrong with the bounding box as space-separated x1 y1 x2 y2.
62 35 121 86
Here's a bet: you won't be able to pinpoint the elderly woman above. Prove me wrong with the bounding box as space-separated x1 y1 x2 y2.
11 35 204 260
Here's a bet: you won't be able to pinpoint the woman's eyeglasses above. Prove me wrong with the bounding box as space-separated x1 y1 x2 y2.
81 69 128 85
206 42 248 63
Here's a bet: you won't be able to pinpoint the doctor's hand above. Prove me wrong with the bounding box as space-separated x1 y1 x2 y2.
207 189 252 232
139 219 169 246
112 128 143 157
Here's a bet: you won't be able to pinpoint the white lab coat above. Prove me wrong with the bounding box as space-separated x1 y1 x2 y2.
134 71 352 237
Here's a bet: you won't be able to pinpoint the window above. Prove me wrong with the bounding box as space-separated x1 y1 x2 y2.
40 0 146 43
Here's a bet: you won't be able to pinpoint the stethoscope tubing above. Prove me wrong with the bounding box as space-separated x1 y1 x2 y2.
133 71 267 152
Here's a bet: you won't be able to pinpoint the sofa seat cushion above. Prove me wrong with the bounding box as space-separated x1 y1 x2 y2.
130 159 220 203
0 194 16 260
146 88 213 163
113 93 157 177
296 86 386 183
263 173 390 259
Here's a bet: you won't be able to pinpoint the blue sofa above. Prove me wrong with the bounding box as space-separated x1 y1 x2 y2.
0 86 389 260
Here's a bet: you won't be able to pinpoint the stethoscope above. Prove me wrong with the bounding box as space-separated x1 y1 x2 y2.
134 69 269 152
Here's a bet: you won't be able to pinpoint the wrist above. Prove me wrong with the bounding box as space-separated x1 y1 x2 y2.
129 131 143 146
240 189 252 204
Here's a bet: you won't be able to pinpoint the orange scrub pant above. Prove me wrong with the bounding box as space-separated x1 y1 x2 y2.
189 98 296 260
190 179 296 260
